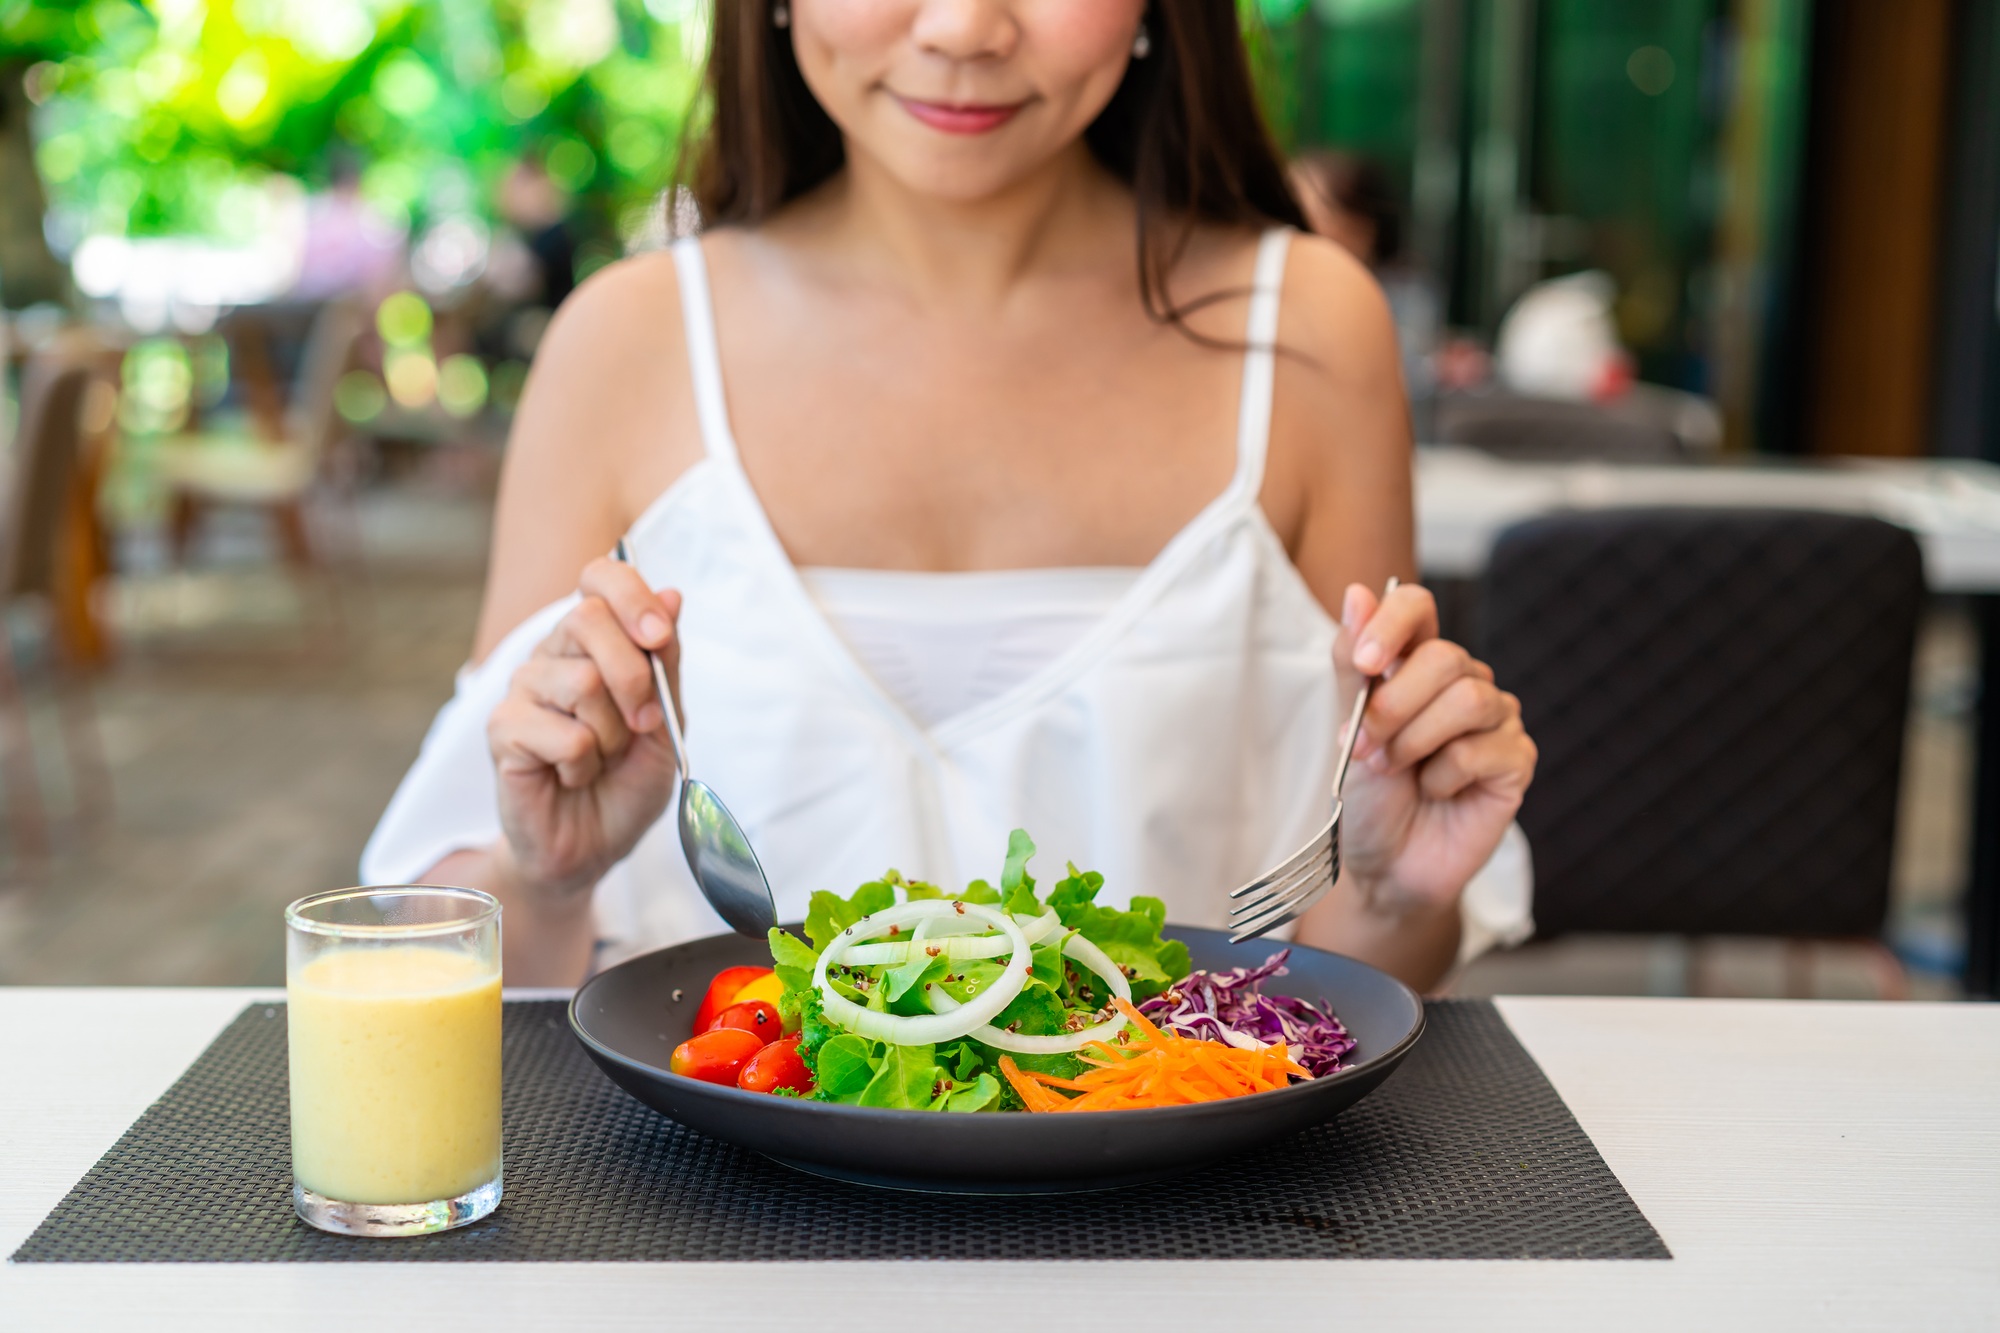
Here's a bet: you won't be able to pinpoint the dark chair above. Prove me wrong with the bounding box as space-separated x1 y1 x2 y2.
1477 508 1924 995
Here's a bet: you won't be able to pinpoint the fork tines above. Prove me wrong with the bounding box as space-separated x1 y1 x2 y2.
1227 807 1341 943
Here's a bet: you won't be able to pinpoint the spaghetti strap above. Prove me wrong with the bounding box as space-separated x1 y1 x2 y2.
1230 227 1293 498
671 235 739 464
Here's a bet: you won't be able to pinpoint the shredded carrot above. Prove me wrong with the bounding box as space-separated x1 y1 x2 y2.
1000 998 1309 1113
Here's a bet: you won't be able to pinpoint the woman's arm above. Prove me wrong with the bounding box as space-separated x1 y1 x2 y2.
422 255 704 985
1263 234 1536 991
471 254 701 662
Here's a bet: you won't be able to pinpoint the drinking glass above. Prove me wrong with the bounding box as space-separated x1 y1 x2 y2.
285 885 502 1237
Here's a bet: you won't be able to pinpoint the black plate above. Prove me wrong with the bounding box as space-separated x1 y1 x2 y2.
568 925 1425 1194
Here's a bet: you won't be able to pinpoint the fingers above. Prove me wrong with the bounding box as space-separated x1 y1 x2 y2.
1358 638 1480 758
489 692 604 790
515 655 632 770
1344 581 1438 676
1414 720 1538 802
1370 662 1514 771
579 556 680 655
1350 626 1533 801
539 592 667 734
579 556 684 723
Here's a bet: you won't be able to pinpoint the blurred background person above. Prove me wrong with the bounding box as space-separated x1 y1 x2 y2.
1292 149 1440 400
289 151 405 305
495 155 579 313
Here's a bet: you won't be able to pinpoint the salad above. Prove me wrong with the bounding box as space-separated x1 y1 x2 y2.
669 831 1355 1112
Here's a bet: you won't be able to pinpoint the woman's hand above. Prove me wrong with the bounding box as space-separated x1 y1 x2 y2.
486 557 684 902
1335 581 1536 920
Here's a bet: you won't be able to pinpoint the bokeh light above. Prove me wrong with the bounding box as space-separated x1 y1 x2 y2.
438 354 490 418
384 349 439 408
376 291 433 349
334 369 388 424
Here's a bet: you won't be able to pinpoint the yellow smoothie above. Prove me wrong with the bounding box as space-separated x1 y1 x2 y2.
287 945 502 1205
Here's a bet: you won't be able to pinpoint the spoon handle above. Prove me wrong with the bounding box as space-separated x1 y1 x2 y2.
614 540 691 785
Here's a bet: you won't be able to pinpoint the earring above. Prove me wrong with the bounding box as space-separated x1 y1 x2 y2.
1132 20 1151 59
773 2 790 27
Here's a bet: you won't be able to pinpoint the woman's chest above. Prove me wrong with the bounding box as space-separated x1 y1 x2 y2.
710 287 1250 570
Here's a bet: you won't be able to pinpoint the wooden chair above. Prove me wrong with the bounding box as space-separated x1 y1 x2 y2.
157 299 366 570
0 338 117 864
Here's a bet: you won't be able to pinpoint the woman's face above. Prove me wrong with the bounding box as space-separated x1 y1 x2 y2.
791 0 1147 201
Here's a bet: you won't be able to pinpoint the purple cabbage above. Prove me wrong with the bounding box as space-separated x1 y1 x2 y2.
1137 949 1356 1079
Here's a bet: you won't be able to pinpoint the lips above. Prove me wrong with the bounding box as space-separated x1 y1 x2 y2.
893 95 1026 135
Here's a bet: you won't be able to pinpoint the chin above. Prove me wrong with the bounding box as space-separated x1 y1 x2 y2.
891 158 1048 203
861 123 1077 205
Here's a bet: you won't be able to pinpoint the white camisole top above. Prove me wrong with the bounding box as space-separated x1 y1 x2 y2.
799 567 1142 730
362 228 1532 967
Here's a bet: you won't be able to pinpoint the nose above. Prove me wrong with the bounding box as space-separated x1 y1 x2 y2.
908 0 1019 62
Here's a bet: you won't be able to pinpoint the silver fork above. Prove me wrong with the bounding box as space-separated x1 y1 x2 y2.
1228 576 1400 943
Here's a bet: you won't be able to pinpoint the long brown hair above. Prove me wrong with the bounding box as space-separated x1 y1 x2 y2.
681 1 1308 334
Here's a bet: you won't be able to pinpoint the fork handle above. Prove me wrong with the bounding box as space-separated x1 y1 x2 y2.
1330 575 1399 797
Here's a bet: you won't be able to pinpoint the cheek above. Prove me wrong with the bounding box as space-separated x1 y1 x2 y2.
792 0 913 111
798 0 913 50
1017 0 1144 115
1020 0 1142 63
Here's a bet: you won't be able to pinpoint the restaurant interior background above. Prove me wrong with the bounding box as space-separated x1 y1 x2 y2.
1 0 1997 1001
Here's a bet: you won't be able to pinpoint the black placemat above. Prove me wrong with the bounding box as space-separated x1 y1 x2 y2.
13 999 1667 1263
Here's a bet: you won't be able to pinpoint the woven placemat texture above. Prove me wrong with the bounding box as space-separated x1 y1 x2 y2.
13 998 1667 1263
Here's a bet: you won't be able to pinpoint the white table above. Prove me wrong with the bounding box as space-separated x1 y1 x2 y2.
1416 445 2000 592
4 989 1995 1332
1417 446 2000 997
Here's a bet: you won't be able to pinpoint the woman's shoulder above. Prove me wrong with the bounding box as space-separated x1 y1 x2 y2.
532 245 692 388
1259 227 1413 570
1178 224 1394 364
1277 228 1400 382
471 247 705 659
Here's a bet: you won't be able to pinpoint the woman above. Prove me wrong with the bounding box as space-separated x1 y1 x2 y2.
364 1 1536 991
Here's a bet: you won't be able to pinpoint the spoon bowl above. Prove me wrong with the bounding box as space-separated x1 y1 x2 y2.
677 778 777 936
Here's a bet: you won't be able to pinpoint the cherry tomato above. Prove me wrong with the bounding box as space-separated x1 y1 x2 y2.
706 1000 780 1043
670 1027 766 1086
738 1035 813 1095
691 965 774 1033
730 971 785 1009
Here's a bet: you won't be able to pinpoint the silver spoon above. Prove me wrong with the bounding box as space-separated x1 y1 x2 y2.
614 540 777 937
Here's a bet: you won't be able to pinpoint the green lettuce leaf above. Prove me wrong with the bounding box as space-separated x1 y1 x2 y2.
857 1043 943 1110
942 1072 1001 1113
884 948 949 1004
1048 866 1190 1001
767 927 819 996
937 1038 989 1083
814 1033 877 1098
804 879 896 951
999 829 1042 916
990 978 1067 1036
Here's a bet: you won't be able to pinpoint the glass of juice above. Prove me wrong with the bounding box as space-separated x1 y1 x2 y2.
285 885 502 1237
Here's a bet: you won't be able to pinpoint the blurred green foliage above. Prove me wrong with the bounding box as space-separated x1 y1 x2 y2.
4 0 708 248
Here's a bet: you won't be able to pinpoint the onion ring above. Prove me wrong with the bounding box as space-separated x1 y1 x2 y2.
840 909 1059 966
925 931 1134 1054
814 900 1031 1046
